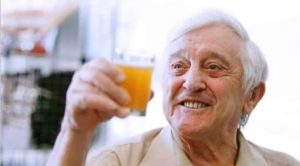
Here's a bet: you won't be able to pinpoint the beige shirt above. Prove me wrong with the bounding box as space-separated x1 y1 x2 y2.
88 127 300 166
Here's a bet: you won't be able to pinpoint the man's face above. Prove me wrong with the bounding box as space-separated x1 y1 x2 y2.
163 24 247 138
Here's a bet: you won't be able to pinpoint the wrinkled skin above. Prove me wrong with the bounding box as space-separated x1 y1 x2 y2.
63 58 131 134
162 24 265 165
46 58 132 166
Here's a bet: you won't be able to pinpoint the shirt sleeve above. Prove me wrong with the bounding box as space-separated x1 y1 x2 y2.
87 150 121 166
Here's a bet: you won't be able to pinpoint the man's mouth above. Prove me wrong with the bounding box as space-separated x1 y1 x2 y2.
181 100 209 109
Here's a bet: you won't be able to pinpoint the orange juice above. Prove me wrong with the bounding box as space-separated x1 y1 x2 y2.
118 64 153 113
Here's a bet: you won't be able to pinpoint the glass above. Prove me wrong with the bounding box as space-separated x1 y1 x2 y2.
113 50 155 116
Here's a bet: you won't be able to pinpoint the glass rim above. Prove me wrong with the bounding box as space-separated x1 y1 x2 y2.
113 49 155 66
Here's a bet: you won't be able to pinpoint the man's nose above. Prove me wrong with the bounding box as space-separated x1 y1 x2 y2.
182 67 206 91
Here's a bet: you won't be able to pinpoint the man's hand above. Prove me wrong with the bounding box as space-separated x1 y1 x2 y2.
46 58 131 166
62 58 131 134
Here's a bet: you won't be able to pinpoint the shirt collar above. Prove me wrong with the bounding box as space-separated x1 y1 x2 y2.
235 130 269 166
139 126 176 166
140 127 268 166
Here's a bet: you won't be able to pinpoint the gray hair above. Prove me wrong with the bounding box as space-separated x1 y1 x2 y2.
165 9 268 127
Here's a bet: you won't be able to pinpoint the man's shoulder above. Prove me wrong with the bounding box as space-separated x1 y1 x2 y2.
248 141 300 166
87 127 164 166
103 127 163 153
115 127 163 146
237 131 300 166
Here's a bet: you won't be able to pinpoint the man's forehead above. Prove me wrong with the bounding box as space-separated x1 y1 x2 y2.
166 24 243 58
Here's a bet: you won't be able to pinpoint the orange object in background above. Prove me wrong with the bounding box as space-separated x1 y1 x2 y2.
118 64 153 114
30 42 47 55
14 41 47 56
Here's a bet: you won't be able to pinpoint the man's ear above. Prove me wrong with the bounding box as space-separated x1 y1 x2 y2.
243 82 266 114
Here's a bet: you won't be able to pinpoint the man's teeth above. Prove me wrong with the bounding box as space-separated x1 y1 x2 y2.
183 101 206 109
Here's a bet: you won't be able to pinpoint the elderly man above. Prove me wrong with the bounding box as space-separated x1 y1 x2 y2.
46 9 300 166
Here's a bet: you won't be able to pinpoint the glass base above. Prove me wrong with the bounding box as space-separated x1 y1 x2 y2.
130 109 146 116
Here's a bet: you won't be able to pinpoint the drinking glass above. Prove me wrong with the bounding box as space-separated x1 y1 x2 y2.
113 50 155 115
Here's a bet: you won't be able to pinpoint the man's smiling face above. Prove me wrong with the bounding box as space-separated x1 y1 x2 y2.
163 24 247 139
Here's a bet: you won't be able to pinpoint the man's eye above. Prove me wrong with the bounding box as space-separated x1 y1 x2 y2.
171 63 183 69
204 63 226 77
169 62 188 76
207 64 222 70
209 64 219 70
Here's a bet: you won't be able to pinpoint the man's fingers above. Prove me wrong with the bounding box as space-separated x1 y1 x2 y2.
72 66 130 105
64 57 133 131
85 58 126 84
115 107 131 118
68 91 131 120
68 92 117 114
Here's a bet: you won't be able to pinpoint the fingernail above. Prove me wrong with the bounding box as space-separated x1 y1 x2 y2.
116 74 126 83
120 90 131 105
118 107 131 118
109 103 119 112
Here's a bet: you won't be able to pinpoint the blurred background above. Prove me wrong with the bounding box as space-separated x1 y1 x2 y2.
1 0 299 165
